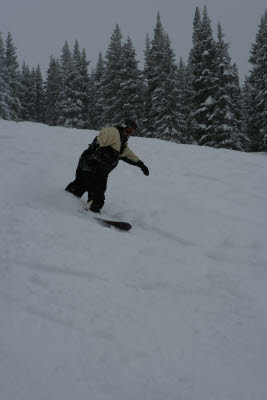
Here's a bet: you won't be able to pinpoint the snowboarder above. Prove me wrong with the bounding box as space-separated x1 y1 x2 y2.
65 119 149 213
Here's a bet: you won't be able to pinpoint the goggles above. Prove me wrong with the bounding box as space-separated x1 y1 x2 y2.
125 127 135 134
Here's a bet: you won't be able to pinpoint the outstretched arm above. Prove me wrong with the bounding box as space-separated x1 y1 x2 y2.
120 156 149 176
120 145 149 176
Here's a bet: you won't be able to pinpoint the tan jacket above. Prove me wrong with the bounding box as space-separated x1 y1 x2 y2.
97 127 140 163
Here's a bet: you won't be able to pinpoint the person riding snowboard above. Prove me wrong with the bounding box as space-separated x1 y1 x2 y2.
65 119 149 213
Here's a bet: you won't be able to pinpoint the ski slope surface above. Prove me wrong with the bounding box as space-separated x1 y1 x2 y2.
1 119 267 400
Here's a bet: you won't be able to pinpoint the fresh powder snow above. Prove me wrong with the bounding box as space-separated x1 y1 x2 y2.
0 119 267 400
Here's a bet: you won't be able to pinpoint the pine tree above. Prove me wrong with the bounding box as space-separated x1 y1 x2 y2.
69 41 90 128
190 6 218 146
4 32 21 120
187 7 202 140
176 58 194 143
80 48 90 127
145 13 179 139
154 33 179 139
192 7 202 46
230 63 248 149
144 13 165 136
188 7 202 68
101 24 124 125
44 56 61 125
19 62 36 121
29 68 37 120
56 40 81 127
120 37 144 129
142 34 152 135
0 32 13 120
35 65 45 122
241 76 254 150
247 10 267 151
88 52 105 129
56 41 73 126
212 23 245 150
87 68 96 129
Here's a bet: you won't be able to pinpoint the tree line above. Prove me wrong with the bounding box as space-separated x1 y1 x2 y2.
0 7 267 151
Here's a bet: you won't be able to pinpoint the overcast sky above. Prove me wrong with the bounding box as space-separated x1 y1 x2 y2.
1 0 266 82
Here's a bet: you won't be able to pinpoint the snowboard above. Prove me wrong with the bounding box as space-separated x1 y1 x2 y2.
83 200 132 231
94 217 132 231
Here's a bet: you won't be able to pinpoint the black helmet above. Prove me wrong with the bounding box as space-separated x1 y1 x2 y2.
125 119 137 130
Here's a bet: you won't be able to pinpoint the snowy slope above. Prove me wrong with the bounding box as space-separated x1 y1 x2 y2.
1 119 267 400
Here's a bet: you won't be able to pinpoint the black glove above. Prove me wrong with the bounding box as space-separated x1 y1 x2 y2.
137 160 149 176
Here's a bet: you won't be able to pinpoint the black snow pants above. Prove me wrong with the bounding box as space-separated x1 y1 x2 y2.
65 155 108 211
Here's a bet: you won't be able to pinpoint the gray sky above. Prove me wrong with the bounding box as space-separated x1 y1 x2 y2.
1 0 266 82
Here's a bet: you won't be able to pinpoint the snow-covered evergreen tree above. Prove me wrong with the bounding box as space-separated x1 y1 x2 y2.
19 62 36 121
192 6 202 49
101 24 124 125
44 56 61 125
80 48 90 127
87 68 96 129
247 10 267 151
212 23 245 150
56 41 74 126
56 40 87 127
145 13 167 137
96 26 144 129
70 41 90 128
120 37 144 130
141 34 152 135
3 32 21 120
144 13 179 139
188 7 202 69
176 58 194 143
0 32 13 120
230 63 249 149
35 65 45 123
189 8 247 151
29 67 37 120
88 52 105 129
190 6 218 146
241 76 254 149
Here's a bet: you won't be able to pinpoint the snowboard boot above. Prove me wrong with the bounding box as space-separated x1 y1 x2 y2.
84 200 101 214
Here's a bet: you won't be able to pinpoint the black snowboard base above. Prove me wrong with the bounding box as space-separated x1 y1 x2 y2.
94 217 132 231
